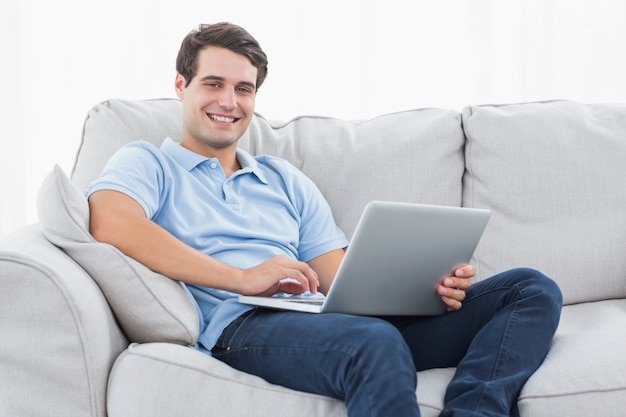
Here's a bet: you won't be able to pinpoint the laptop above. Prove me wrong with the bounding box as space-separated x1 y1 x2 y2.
238 201 491 315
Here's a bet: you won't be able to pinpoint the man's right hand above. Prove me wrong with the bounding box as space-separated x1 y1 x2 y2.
240 255 320 297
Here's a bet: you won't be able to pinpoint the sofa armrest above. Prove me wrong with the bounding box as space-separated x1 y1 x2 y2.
0 225 128 417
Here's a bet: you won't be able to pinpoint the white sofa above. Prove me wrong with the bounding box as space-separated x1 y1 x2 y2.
1 98 625 416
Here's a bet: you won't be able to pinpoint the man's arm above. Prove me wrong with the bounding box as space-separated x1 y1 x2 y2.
88 190 319 295
307 248 345 295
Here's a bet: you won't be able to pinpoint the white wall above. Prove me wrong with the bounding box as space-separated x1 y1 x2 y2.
1 0 625 236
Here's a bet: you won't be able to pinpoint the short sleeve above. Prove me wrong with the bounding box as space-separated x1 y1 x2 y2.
87 141 165 218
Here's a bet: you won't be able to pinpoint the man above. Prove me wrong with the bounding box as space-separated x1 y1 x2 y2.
88 22 562 417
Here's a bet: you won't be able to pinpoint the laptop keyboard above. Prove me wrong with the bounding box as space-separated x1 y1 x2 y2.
284 299 324 306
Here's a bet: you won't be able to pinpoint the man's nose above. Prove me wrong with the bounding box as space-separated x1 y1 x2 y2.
218 88 237 110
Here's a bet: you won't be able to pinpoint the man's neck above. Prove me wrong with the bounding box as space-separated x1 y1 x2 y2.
221 153 242 178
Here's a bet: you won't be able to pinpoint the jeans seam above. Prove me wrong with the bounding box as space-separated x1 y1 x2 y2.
493 285 522 379
471 284 523 415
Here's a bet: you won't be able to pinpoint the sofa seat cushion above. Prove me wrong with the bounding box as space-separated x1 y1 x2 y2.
107 343 347 417
107 342 455 417
106 300 626 417
518 299 626 416
462 100 626 304
37 165 199 345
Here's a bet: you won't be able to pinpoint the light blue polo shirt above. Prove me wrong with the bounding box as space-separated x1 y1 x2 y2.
88 138 348 354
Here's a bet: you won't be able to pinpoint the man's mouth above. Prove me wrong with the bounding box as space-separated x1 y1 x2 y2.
208 113 239 123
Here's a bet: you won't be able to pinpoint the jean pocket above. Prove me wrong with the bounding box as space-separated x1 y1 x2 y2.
212 308 257 355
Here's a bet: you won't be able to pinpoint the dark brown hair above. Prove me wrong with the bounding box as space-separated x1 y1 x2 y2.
176 22 268 90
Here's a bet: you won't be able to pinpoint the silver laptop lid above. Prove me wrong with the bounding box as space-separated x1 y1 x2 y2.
321 201 491 315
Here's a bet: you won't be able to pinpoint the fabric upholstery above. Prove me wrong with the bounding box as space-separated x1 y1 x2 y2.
518 299 626 416
36 165 199 345
462 100 626 304
106 299 626 417
107 343 346 417
107 343 455 417
0 225 127 417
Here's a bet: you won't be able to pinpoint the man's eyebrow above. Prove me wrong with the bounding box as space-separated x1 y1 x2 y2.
199 75 225 82
198 75 256 89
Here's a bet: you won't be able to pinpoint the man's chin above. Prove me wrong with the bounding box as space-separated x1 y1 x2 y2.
210 139 240 149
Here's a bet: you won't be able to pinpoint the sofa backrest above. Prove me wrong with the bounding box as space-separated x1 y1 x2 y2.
72 98 626 306
73 99 465 239
462 101 626 304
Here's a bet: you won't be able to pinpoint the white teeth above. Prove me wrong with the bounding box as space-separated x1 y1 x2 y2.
210 114 235 123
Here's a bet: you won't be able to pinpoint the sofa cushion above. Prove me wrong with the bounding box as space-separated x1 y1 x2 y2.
107 343 346 417
105 301 626 417
518 300 626 416
462 100 626 304
37 165 199 345
107 342 453 417
72 98 183 193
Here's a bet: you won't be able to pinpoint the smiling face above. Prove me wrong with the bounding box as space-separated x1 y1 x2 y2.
175 46 258 156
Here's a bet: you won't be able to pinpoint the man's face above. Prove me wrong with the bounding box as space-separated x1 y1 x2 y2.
175 46 257 155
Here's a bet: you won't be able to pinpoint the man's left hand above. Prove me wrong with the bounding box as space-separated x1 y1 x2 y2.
437 264 475 311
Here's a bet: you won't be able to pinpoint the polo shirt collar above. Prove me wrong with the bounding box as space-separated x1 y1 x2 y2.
161 137 268 184
235 148 268 184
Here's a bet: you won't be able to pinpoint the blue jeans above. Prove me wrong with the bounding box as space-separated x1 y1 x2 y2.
211 268 562 417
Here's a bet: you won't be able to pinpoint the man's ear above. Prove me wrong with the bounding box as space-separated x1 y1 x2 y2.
174 73 186 98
